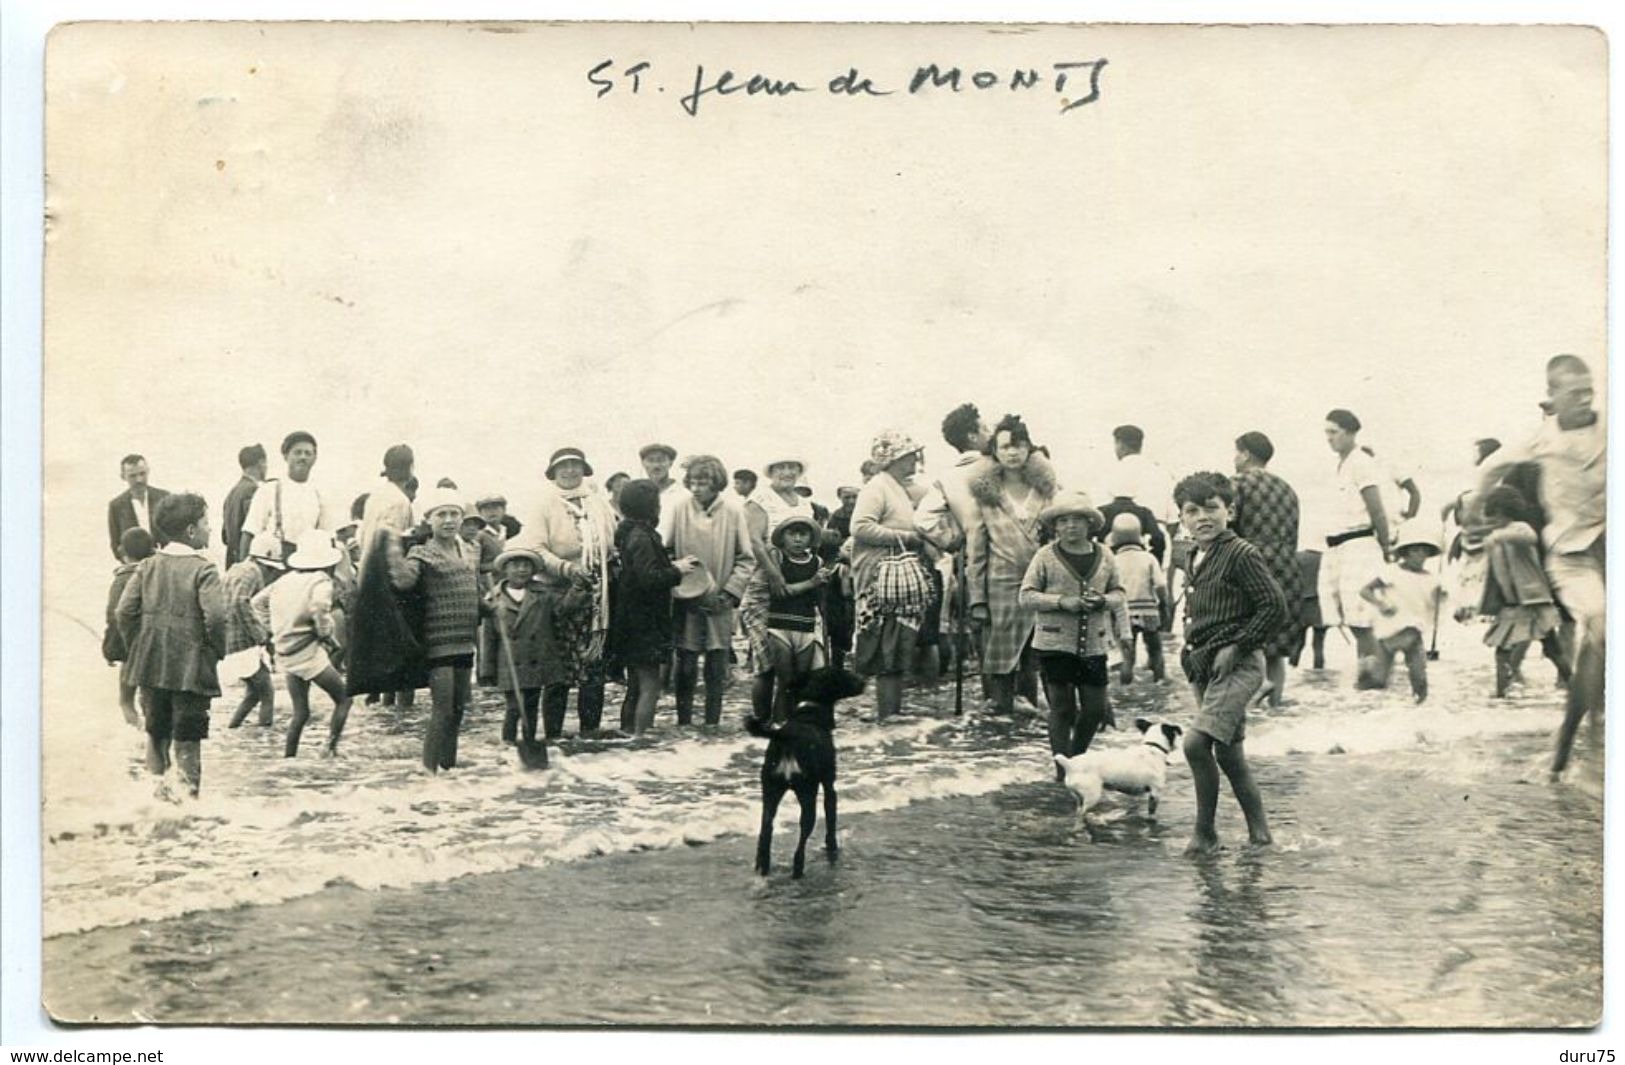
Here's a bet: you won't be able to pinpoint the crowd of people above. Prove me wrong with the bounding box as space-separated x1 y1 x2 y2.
102 356 1605 852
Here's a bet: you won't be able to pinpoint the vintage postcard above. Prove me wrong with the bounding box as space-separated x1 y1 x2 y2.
39 21 1604 1028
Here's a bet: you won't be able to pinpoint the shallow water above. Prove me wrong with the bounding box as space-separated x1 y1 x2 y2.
41 630 1602 1027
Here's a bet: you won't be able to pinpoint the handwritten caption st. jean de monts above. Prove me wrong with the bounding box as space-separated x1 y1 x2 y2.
587 59 1109 118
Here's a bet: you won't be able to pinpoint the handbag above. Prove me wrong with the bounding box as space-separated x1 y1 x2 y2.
873 530 935 613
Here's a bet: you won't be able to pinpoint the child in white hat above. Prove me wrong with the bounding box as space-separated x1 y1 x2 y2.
1358 528 1447 702
1108 513 1169 684
252 529 352 757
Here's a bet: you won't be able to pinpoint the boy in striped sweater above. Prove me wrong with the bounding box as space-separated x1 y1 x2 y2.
1175 471 1288 856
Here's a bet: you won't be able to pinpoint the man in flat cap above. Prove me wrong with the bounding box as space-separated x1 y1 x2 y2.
641 442 690 544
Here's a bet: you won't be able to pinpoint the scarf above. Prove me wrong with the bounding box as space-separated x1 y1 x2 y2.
557 485 612 639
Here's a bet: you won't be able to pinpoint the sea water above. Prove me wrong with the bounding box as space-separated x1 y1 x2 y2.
40 619 1601 1027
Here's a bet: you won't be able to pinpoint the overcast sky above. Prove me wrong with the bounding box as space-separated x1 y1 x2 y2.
44 22 1605 617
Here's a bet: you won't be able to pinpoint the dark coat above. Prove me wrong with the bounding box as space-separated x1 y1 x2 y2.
107 487 170 559
346 529 429 696
115 550 226 695
102 563 139 664
483 579 588 691
609 520 682 667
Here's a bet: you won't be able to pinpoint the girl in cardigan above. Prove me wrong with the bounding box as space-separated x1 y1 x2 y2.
388 487 481 771
610 479 699 734
252 529 352 757
1019 491 1128 769
967 414 1059 714
115 493 226 799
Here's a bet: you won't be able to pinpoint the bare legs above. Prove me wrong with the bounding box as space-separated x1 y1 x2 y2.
284 666 351 757
1262 655 1287 707
1182 728 1272 856
228 665 276 728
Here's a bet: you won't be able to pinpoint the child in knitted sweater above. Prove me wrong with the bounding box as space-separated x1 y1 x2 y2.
388 488 481 772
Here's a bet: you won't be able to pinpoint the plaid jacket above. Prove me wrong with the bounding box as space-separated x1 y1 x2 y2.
1232 467 1304 656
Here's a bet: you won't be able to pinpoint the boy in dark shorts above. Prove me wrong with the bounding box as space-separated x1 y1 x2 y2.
1175 471 1288 855
115 493 227 799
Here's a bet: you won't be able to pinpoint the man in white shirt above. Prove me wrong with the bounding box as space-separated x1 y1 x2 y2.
1112 425 1178 528
1478 355 1606 777
1319 409 1393 675
239 430 331 564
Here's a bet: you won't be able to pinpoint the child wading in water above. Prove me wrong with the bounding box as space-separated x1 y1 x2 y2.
253 529 353 756
1358 530 1446 702
104 526 155 728
388 488 482 771
1019 491 1128 770
114 493 226 799
482 546 587 748
610 480 701 734
1106 512 1168 684
743 514 834 723
1471 485 1572 697
222 533 286 728
1175 472 1287 856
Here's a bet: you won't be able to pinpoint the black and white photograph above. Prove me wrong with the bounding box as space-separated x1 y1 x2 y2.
4 11 1611 1049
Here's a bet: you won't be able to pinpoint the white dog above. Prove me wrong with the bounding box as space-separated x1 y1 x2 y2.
1053 717 1184 824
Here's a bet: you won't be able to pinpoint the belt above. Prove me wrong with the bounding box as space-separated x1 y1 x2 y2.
1326 528 1374 548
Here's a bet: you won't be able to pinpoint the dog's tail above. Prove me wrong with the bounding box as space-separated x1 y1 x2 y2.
744 715 783 740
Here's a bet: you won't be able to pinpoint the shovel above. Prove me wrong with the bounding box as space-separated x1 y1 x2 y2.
494 603 550 770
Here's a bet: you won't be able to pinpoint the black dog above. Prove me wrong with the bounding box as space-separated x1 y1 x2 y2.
745 667 867 878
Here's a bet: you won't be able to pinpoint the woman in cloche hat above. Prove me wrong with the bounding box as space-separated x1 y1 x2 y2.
517 447 619 739
849 429 933 721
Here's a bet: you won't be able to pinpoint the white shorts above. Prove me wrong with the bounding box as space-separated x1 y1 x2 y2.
1318 536 1384 630
1547 547 1605 647
220 645 269 682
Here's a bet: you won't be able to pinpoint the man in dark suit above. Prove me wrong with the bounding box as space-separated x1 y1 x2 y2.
107 453 170 558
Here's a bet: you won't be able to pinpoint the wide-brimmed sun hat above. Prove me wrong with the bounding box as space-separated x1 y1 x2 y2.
287 529 342 571
870 430 924 469
1039 490 1105 533
1393 528 1442 557
248 531 287 569
771 514 822 550
492 546 544 573
1108 512 1145 547
546 447 594 479
417 487 467 519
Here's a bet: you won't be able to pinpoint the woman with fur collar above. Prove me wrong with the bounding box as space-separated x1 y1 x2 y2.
966 414 1060 714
